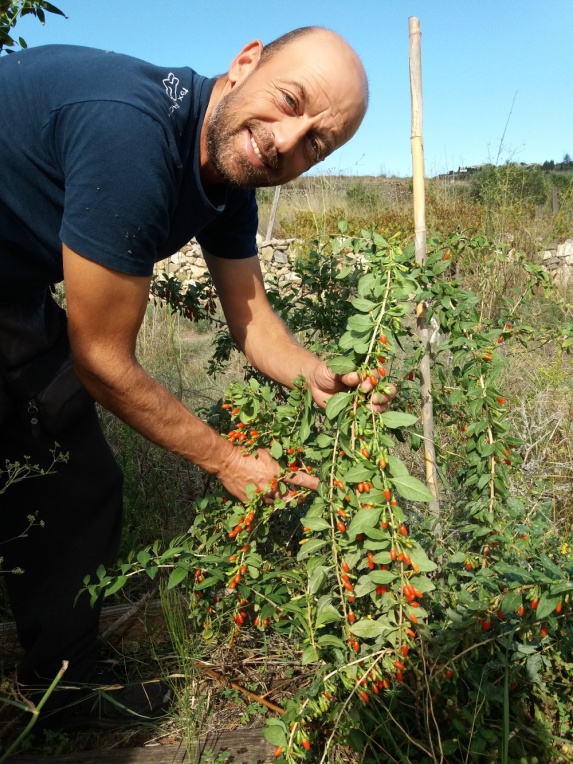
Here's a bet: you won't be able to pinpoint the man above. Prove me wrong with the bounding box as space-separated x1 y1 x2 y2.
0 27 392 726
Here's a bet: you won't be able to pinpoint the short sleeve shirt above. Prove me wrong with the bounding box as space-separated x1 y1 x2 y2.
0 45 258 300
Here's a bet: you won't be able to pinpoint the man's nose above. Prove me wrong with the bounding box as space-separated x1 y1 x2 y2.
272 117 309 155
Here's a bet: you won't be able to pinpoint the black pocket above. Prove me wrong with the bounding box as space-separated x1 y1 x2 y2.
0 289 93 434
35 355 94 434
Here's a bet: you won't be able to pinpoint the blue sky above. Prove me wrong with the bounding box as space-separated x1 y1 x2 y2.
10 0 573 177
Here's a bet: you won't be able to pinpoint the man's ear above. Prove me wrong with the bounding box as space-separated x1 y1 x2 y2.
227 39 263 86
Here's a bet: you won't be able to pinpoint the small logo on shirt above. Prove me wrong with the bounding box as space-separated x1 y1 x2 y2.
163 73 189 113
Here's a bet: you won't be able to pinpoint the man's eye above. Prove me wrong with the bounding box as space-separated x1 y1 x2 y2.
283 92 297 110
309 136 320 161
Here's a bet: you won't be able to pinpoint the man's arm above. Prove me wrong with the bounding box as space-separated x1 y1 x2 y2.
62 244 317 501
203 250 395 410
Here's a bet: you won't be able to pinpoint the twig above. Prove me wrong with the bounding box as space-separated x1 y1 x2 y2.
100 584 159 642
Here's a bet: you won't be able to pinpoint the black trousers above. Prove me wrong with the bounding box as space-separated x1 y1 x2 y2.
0 401 123 685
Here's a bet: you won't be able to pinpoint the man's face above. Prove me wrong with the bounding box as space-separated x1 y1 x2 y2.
205 32 367 188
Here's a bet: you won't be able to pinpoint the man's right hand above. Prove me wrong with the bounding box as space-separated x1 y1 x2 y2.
218 445 319 504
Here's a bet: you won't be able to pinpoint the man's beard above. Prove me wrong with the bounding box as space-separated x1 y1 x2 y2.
206 86 280 189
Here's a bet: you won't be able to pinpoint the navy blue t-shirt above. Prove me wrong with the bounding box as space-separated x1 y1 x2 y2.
0 45 258 300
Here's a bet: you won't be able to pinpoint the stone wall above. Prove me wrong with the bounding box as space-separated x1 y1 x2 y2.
154 236 301 287
156 236 573 291
541 240 573 288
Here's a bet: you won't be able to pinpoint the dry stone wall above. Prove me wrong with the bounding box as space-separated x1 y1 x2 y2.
154 236 302 288
156 237 573 291
541 240 573 288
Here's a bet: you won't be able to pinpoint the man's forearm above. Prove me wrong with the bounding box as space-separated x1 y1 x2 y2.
237 308 319 388
77 357 234 477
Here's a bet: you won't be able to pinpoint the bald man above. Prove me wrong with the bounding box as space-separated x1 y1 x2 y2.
0 27 390 727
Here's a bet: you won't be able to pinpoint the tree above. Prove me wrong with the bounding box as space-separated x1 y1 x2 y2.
0 0 66 54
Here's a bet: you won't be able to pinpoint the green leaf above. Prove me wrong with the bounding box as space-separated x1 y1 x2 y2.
350 297 379 312
327 355 357 375
368 570 397 584
387 455 409 477
301 516 330 532
136 550 151 566
263 719 287 748
105 576 127 597
347 618 388 638
381 411 418 429
500 591 523 617
390 474 435 502
357 272 378 296
167 566 189 589
408 546 437 572
317 634 346 649
343 463 376 483
539 554 565 580
535 591 563 620
297 538 328 561
325 392 352 421
270 440 283 459
302 644 319 665
316 604 342 627
347 508 382 538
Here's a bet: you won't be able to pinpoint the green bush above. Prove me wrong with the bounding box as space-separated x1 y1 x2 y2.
85 227 573 763
470 163 550 207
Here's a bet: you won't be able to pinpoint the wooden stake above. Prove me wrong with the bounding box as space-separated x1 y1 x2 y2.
408 17 441 523
265 185 282 242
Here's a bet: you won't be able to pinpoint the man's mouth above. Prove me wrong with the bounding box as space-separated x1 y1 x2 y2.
250 132 267 165
249 130 278 171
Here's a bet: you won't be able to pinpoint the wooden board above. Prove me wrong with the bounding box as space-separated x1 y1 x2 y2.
9 728 275 763
0 601 168 662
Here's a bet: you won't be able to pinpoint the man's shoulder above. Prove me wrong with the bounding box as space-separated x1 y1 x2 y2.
3 45 211 124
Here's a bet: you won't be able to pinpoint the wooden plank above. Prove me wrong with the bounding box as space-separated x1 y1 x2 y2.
0 601 168 661
9 727 275 763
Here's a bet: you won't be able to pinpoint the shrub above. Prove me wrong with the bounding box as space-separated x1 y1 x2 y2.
85 226 573 763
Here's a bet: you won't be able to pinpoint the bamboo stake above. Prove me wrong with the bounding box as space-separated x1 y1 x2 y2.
265 185 282 242
408 17 441 523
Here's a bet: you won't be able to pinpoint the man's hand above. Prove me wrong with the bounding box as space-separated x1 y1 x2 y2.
218 445 319 504
307 360 397 413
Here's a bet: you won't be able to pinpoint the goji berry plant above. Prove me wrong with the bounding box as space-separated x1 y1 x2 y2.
86 225 573 763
